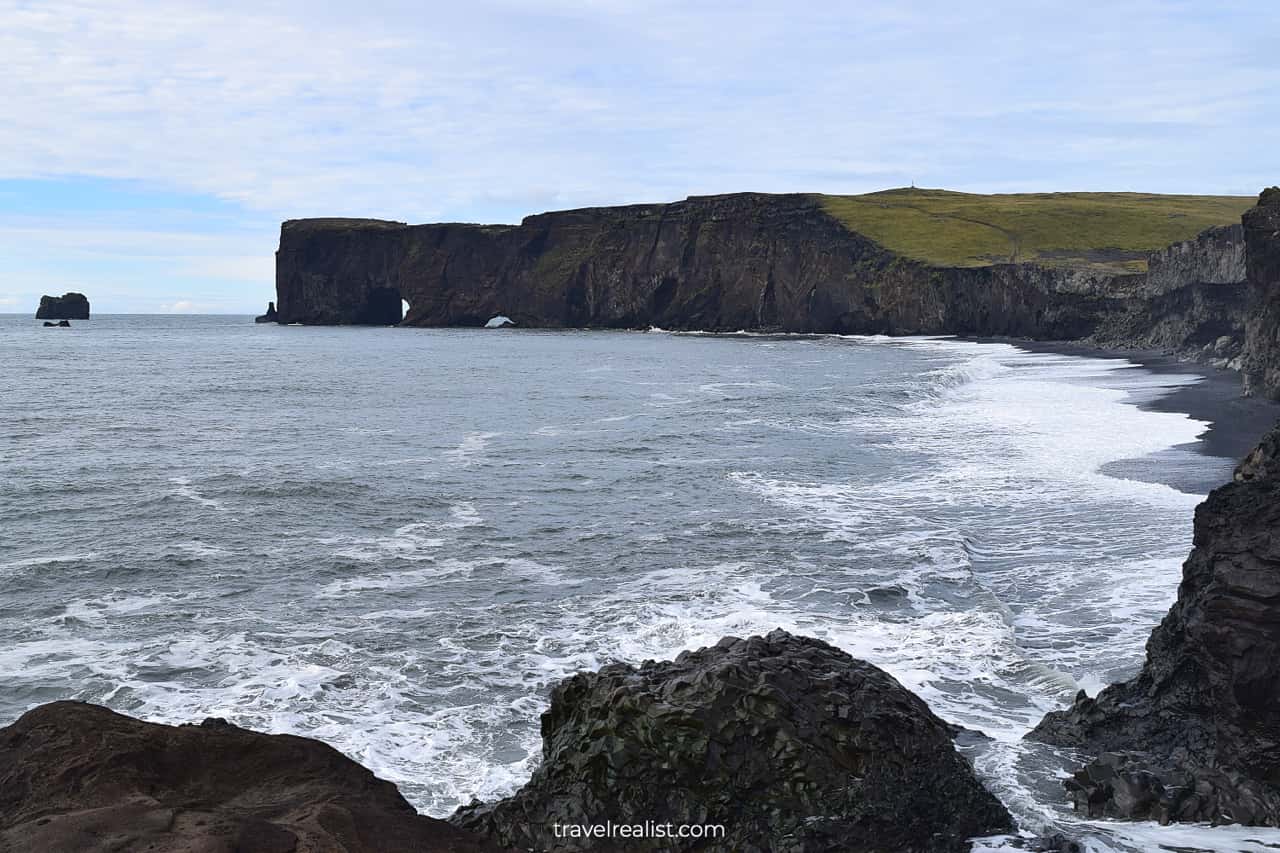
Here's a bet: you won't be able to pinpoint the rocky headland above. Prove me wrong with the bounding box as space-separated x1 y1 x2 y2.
35 292 90 320
271 191 1259 372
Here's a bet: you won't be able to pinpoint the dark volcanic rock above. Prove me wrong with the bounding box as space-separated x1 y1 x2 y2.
451 629 1012 852
1028 419 1280 825
0 701 504 853
42 320 71 327
255 300 279 323
1243 188 1280 398
35 292 89 320
273 193 1250 364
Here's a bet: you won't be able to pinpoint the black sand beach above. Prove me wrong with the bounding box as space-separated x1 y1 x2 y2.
1008 339 1280 494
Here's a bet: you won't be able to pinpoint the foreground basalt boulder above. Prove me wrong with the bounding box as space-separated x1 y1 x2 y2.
452 629 1012 852
1028 420 1280 825
35 292 90 320
0 701 503 853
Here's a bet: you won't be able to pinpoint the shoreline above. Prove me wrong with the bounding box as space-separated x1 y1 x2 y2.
996 338 1280 494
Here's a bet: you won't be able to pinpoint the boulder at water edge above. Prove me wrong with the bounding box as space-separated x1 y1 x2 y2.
452 629 1013 852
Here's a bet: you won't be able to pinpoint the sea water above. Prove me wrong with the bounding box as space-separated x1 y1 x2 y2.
2 315 1275 851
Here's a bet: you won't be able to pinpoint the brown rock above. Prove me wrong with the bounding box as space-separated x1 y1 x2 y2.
0 701 504 853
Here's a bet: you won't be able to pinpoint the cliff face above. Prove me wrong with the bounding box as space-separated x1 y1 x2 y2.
35 292 90 320
1028 420 1280 824
1025 196 1280 826
1243 188 1280 398
274 194 1248 357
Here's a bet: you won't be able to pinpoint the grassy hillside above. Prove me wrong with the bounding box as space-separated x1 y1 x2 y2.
819 188 1252 272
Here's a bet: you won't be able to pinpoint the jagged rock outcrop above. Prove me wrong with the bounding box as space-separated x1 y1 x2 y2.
273 193 1249 362
0 701 503 853
255 300 279 323
451 629 1012 852
1243 188 1280 398
35 292 89 320
1028 419 1280 825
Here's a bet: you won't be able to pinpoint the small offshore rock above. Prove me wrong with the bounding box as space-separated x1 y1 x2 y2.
35 292 89 320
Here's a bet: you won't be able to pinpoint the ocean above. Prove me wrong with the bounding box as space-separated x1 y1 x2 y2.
3 315 1277 852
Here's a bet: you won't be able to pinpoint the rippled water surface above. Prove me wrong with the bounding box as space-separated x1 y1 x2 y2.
3 315 1275 851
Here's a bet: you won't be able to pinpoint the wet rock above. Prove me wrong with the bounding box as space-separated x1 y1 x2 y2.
1059 751 1280 825
0 701 504 853
255 300 279 323
452 629 1012 852
41 320 71 327
35 292 89 320
1028 419 1280 825
1024 834 1083 853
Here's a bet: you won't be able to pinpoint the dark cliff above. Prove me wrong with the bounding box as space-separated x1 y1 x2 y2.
1028 420 1280 824
1243 188 1280 398
274 194 1247 359
35 292 90 320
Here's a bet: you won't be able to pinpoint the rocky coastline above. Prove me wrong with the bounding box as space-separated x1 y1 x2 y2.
271 193 1260 375
4 189 1276 849
1027 420 1280 825
1 633 1010 853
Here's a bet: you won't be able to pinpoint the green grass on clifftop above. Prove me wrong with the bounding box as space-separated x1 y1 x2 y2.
819 188 1252 272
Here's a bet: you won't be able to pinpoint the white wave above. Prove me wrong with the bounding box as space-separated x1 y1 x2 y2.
173 540 226 557
445 432 500 465
167 476 227 511
0 552 97 575
444 502 483 529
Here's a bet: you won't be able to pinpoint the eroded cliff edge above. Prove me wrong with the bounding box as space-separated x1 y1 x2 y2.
1023 191 1280 826
1243 188 1280 398
274 193 1249 363
1027 419 1280 824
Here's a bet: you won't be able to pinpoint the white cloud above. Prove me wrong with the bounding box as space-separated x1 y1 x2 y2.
1 0 1276 229
0 0 1276 312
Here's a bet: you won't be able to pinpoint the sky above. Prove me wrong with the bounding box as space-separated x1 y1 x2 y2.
1 0 1277 313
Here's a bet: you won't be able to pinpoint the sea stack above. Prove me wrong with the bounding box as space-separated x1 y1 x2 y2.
255 300 279 323
35 292 90 320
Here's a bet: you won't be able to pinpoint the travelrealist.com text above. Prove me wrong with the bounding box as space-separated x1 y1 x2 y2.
552 821 727 840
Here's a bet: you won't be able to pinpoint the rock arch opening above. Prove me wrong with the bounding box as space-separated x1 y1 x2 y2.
354 287 405 325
